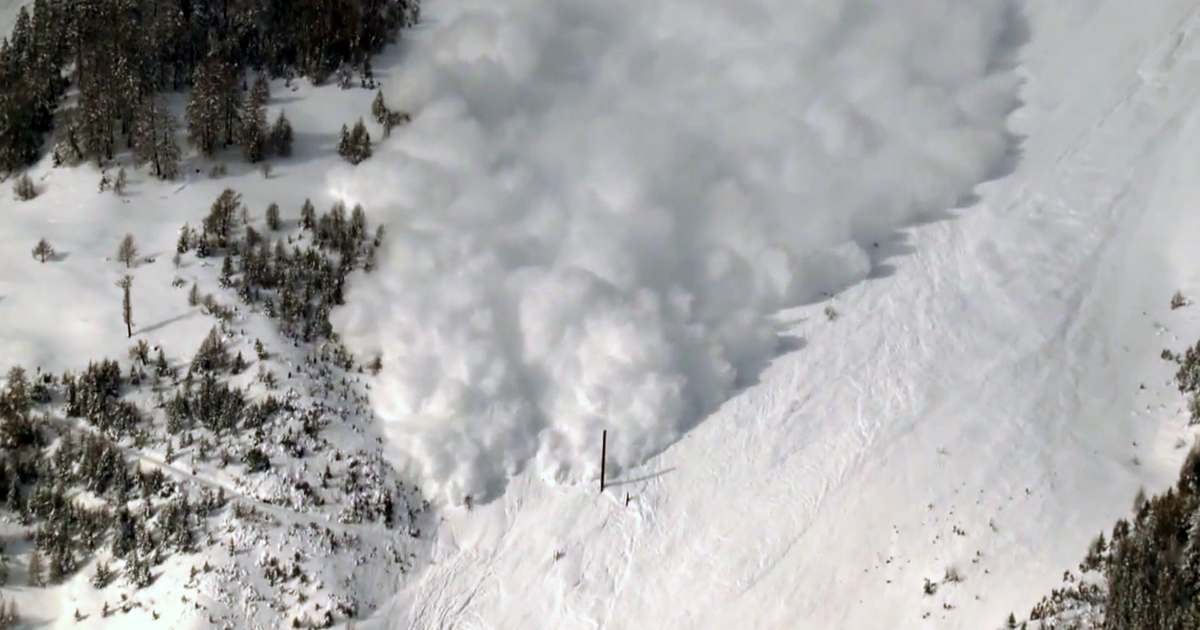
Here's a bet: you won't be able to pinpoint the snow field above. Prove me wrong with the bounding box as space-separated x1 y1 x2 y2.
358 0 1200 629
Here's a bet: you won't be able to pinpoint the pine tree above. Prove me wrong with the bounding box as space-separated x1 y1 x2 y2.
204 189 242 249
240 92 268 163
134 97 180 180
371 90 388 125
301 198 316 230
114 167 127 194
77 73 117 164
336 123 351 160
270 110 293 158
177 225 191 254
128 548 151 588
249 72 270 110
27 550 44 587
155 347 170 377
337 119 372 164
350 204 367 240
231 351 246 374
31 237 53 262
48 547 68 584
118 275 134 338
219 255 234 288
350 118 371 164
187 56 239 156
192 326 227 373
266 202 281 230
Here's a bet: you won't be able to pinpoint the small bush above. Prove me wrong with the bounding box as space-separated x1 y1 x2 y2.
13 174 36 200
242 447 270 473
31 238 53 263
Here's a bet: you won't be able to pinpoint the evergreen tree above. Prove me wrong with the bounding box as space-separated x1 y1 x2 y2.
219 255 234 288
203 189 242 249
351 118 372 163
371 90 388 125
338 118 372 164
350 204 367 240
301 198 316 230
155 347 170 377
186 56 239 156
192 326 228 373
127 548 151 588
239 92 268 163
177 225 191 254
231 351 246 374
26 550 43 587
249 72 270 110
133 97 181 180
269 110 293 158
336 123 350 160
266 202 281 230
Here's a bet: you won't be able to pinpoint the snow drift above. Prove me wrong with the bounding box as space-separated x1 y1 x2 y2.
329 0 1022 504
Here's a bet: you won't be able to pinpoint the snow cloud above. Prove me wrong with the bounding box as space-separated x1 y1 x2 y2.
330 0 1023 504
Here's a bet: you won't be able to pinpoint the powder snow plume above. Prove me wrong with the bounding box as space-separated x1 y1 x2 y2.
329 0 1023 504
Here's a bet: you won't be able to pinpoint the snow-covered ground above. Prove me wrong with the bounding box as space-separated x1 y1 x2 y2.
345 0 1200 629
5 0 1200 628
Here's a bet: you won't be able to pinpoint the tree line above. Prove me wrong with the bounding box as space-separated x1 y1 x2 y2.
0 0 419 174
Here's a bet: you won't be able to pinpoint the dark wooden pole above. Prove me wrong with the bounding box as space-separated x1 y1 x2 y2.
600 430 608 493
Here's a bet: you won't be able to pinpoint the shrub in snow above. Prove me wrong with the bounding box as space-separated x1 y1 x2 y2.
337 119 372 165
12 173 36 200
31 238 53 263
243 447 271 473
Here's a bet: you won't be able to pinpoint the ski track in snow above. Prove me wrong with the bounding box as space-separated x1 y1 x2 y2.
359 0 1200 629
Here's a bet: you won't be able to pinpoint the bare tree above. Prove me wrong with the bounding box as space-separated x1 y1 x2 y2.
114 167 128 195
117 233 138 267
118 275 134 338
31 238 53 263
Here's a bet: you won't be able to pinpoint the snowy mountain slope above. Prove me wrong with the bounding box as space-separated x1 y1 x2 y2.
3 0 1200 627
351 0 1200 629
0 49 430 628
329 0 1023 506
